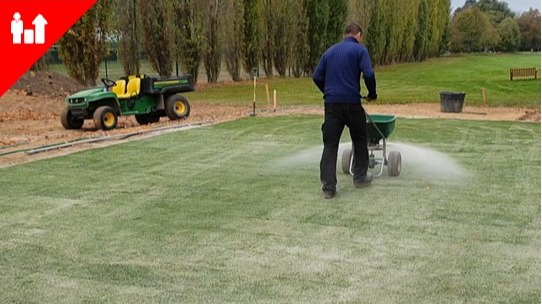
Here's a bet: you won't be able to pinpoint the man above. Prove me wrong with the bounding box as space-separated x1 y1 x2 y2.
312 23 377 199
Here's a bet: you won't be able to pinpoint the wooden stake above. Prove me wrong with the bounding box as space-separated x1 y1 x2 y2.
250 76 257 116
265 84 270 110
253 76 257 103
482 87 486 106
273 89 277 112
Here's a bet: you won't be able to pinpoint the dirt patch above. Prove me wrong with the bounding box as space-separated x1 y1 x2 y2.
10 71 84 99
273 103 541 123
0 90 249 168
518 110 541 121
0 80 539 169
363 103 540 122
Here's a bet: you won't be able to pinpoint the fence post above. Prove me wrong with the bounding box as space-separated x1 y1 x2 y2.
105 58 108 79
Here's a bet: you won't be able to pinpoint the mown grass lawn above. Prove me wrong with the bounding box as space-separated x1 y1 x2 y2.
50 53 540 107
191 53 541 108
0 116 540 303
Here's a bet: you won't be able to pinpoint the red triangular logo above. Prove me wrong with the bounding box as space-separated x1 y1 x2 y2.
0 0 97 96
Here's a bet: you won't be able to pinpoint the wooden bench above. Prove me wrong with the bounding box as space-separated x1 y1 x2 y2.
510 67 538 80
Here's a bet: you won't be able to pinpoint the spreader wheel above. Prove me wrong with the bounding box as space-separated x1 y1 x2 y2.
341 147 353 174
387 151 402 177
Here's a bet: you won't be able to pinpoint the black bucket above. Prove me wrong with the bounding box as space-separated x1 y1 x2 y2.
439 91 466 113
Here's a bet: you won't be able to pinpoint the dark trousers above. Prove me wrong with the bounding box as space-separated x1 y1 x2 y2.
320 103 369 192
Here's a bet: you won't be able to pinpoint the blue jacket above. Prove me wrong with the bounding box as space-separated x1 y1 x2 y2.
313 36 377 104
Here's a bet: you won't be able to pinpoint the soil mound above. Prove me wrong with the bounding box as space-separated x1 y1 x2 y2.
518 110 541 122
10 71 84 99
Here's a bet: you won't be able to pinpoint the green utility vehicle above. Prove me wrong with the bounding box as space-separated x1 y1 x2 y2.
61 75 194 130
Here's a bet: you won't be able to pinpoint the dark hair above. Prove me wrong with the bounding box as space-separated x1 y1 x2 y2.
344 23 363 36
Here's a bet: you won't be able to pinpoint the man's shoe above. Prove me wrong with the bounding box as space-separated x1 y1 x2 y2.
323 190 336 199
354 173 373 188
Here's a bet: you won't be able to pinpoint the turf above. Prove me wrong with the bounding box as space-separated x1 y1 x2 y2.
190 53 541 108
0 116 539 303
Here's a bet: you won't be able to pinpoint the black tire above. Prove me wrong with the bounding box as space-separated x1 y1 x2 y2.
147 114 160 123
60 107 84 130
93 106 118 130
368 154 376 169
135 114 160 125
341 147 353 174
165 95 190 120
387 151 402 177
135 114 149 125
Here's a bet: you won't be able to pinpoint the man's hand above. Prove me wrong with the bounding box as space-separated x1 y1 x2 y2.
366 93 377 102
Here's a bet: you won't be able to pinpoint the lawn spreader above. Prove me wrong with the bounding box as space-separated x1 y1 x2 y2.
341 114 402 177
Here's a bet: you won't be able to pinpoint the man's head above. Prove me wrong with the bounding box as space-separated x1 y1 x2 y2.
344 23 363 42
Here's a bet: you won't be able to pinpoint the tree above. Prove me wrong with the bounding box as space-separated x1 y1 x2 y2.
242 0 263 75
173 0 205 83
140 0 174 76
498 17 521 52
304 0 329 74
414 0 430 61
426 0 451 57
438 0 452 55
271 0 294 77
223 0 244 81
347 0 374 37
383 0 412 64
464 0 477 7
30 54 50 72
325 0 348 47
481 22 501 51
455 0 514 25
356 0 449 63
117 0 140 76
290 0 309 77
203 0 221 83
262 0 274 78
58 0 114 86
517 9 541 51
476 0 514 25
450 6 493 52
365 0 387 65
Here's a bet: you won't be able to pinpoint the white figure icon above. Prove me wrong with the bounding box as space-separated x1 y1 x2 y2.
11 12 23 44
11 12 48 45
33 14 47 44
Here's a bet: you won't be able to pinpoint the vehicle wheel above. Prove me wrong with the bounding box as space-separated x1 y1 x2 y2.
147 114 160 123
93 106 118 130
135 114 149 125
165 95 190 120
135 114 160 125
341 147 353 174
387 151 402 177
60 107 84 130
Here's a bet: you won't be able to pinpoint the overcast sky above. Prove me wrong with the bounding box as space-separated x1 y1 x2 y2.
451 0 541 13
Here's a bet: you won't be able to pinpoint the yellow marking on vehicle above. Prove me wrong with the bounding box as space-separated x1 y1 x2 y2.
155 80 188 85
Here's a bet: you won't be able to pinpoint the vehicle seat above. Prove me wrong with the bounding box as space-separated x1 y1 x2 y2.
117 77 141 99
112 79 126 97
